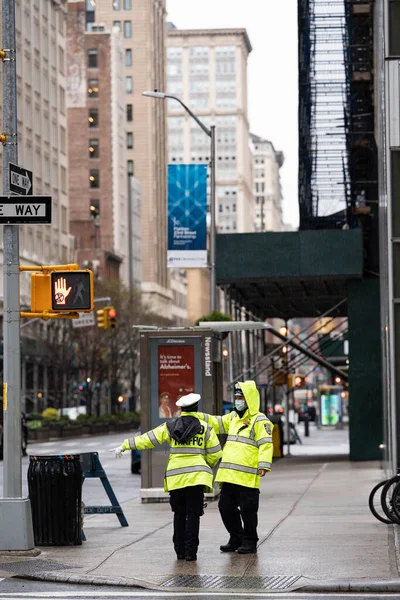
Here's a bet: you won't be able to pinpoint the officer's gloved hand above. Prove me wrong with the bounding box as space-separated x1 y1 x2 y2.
110 446 125 458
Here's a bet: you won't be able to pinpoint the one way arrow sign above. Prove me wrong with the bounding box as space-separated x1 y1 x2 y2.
9 163 33 195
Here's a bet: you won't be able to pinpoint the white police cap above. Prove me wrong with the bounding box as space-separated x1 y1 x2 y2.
176 393 201 408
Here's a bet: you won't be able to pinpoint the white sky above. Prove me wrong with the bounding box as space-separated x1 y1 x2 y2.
166 0 299 228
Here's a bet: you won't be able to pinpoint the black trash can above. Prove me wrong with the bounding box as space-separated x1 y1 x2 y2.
27 454 82 546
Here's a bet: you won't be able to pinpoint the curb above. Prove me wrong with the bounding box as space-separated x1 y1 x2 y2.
19 572 400 594
17 572 163 590
298 579 400 593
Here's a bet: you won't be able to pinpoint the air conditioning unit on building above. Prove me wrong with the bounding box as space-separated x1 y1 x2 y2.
87 23 107 32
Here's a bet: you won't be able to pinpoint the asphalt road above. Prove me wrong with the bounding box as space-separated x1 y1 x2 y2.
0 432 141 506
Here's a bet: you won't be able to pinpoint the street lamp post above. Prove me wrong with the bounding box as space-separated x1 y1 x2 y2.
142 91 217 313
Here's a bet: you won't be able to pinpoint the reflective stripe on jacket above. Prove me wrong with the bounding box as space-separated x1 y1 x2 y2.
198 380 274 489
121 412 222 493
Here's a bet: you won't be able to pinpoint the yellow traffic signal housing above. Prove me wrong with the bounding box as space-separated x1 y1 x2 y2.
31 270 94 313
97 308 108 329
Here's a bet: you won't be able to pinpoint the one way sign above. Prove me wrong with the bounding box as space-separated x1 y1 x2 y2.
9 163 33 195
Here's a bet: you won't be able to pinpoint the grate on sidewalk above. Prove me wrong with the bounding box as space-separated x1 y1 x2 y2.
0 559 76 575
162 574 301 589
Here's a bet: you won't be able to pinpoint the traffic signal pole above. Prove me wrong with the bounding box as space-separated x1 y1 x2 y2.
0 0 35 549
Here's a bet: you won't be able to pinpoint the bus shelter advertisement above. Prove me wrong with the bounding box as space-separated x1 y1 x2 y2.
167 164 207 268
158 345 195 418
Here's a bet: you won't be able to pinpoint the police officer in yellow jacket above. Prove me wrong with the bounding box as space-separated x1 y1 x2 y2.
200 380 273 554
111 393 222 561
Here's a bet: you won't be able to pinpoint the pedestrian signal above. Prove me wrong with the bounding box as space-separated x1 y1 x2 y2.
295 375 303 387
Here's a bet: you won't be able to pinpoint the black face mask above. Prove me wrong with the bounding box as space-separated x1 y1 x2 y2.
234 406 247 418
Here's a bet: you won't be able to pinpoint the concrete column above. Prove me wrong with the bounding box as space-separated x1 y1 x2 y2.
348 279 383 460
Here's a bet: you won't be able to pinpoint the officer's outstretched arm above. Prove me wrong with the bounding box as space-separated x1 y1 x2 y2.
198 411 231 435
121 423 169 452
254 419 274 472
205 425 223 467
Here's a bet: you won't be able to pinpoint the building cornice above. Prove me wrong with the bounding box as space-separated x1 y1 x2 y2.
168 28 252 54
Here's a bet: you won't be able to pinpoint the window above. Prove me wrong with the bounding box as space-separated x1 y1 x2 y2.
88 78 99 97
125 48 132 66
61 166 67 192
127 132 133 149
126 103 133 121
89 139 99 158
123 0 131 8
61 206 67 234
125 76 133 93
113 0 120 9
88 108 98 127
88 49 98 68
113 20 121 30
90 199 100 218
127 159 134 175
89 169 99 188
124 21 131 38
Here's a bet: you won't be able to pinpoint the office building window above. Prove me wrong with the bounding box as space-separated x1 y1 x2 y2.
88 108 98 127
113 21 121 30
113 0 120 9
127 159 134 175
125 48 132 66
89 139 99 158
90 199 100 218
89 169 99 188
126 104 133 121
88 78 99 97
123 0 131 8
126 76 133 93
127 132 133 149
124 21 132 38
88 49 98 68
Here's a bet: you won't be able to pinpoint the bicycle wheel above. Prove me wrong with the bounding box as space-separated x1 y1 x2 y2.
369 480 392 524
381 475 400 524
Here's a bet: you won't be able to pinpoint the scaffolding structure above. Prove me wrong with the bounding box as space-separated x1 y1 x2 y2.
298 0 377 237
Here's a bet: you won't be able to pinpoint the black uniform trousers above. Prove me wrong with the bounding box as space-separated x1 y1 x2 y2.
169 485 204 557
218 482 260 549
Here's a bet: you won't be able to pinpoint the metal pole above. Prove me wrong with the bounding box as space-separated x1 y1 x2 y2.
0 0 34 551
2 0 21 498
209 125 216 313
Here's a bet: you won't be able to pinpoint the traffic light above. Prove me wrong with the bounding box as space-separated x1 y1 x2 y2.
294 375 303 387
108 307 117 328
97 308 108 329
31 269 94 313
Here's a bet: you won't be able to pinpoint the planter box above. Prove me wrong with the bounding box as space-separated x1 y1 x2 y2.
28 428 50 441
61 426 83 438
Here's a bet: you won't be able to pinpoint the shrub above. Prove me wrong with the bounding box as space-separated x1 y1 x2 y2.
195 310 232 326
42 407 59 421
27 420 42 430
76 413 91 423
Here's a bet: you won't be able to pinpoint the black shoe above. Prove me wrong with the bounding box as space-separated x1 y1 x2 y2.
176 554 185 560
236 545 257 554
185 555 197 561
220 543 240 552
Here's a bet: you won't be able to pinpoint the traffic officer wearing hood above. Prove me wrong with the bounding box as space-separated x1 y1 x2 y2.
199 380 273 554
111 393 222 561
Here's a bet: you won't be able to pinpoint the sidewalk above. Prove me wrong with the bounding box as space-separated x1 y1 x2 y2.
0 425 399 593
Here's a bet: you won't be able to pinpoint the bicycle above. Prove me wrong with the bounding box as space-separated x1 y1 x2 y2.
369 474 400 524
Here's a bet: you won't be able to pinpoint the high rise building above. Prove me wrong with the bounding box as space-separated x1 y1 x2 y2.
0 0 71 306
167 27 253 323
67 1 136 285
0 0 72 411
250 133 285 232
93 0 171 316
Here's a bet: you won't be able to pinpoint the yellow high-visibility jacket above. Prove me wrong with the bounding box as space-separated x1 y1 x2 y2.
197 380 274 489
121 412 222 493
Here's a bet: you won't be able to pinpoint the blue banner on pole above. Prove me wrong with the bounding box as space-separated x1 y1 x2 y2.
167 164 208 268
